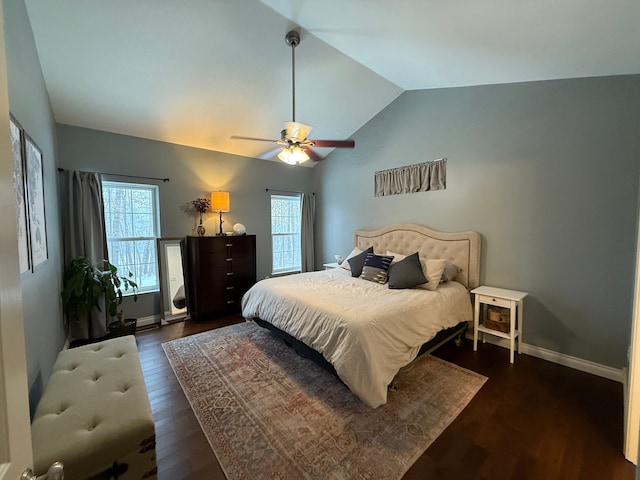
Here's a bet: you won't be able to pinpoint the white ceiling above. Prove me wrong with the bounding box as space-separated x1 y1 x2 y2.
24 0 640 162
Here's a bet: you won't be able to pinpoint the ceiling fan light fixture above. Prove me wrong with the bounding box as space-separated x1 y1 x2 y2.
278 145 310 165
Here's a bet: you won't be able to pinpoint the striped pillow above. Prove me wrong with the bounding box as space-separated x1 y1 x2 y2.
359 254 394 284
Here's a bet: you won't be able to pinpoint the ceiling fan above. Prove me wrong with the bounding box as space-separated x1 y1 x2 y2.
231 30 355 165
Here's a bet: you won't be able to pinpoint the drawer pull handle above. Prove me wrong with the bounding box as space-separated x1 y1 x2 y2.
226 300 235 305
226 258 233 262
226 272 234 276
226 286 234 290
226 243 233 247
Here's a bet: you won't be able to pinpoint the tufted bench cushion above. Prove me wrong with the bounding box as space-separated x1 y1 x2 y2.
31 335 156 479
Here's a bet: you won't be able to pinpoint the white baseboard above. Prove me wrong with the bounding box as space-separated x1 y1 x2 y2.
160 313 188 326
477 335 625 383
137 314 161 329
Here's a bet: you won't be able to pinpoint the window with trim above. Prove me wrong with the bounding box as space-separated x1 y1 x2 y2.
102 181 161 294
270 194 302 274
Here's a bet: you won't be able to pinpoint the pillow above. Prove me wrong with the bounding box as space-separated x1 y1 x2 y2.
419 259 447 291
359 253 394 284
347 246 374 277
441 262 460 283
386 250 407 264
341 247 364 270
387 252 428 289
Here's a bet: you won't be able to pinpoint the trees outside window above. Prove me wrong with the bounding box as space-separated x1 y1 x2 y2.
102 181 161 293
270 194 301 274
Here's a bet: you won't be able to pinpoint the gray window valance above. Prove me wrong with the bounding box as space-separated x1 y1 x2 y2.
374 158 447 197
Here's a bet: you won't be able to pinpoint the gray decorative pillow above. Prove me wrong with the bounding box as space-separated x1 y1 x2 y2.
360 253 394 284
441 262 460 282
347 246 374 277
387 252 428 289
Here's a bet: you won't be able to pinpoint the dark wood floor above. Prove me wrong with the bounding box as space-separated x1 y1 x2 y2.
136 315 635 480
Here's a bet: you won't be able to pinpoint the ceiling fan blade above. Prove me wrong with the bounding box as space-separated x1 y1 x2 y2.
302 147 323 162
231 135 280 143
310 139 355 148
258 146 284 160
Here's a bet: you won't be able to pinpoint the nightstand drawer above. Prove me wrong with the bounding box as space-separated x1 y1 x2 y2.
476 294 512 309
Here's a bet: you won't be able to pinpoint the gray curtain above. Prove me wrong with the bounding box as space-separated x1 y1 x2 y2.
374 158 447 197
300 193 315 272
60 170 108 341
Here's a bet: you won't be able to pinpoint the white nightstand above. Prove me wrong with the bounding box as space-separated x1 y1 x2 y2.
322 262 340 270
472 286 528 364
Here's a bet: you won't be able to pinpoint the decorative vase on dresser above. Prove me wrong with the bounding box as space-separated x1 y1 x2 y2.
196 213 206 236
185 235 256 321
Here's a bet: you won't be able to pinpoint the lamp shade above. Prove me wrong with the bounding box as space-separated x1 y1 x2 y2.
210 191 230 212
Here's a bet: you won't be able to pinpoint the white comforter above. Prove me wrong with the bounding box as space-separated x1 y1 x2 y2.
241 268 472 408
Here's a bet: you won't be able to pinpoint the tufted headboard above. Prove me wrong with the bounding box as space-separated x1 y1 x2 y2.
354 223 481 289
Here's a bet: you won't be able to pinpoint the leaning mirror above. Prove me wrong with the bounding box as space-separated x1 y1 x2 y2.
157 237 187 324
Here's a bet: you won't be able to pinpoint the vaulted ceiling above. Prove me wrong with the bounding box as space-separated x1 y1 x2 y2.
24 0 640 162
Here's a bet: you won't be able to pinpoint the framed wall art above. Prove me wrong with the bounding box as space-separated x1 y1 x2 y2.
24 134 48 269
9 115 30 274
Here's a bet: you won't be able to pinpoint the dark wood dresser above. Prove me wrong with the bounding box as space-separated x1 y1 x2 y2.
185 235 256 321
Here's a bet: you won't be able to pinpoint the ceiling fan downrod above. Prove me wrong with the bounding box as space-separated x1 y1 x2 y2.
285 30 300 123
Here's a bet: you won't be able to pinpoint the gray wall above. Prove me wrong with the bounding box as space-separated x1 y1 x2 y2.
57 125 314 319
4 0 65 413
314 75 640 369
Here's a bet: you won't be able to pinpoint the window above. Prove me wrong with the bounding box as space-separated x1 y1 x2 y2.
102 181 161 294
270 194 302 274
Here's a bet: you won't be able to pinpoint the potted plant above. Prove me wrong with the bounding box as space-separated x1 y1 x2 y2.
61 257 139 338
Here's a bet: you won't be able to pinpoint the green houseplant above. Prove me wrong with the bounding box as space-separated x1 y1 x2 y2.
61 257 139 336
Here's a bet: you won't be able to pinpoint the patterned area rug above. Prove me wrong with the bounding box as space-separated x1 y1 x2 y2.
162 322 486 480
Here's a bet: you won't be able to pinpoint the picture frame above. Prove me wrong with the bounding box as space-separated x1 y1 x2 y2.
9 115 31 274
24 134 48 270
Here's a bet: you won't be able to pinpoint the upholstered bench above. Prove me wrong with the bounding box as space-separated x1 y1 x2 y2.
31 335 157 479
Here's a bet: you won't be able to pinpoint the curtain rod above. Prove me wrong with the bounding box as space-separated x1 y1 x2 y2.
265 188 314 195
57 167 169 183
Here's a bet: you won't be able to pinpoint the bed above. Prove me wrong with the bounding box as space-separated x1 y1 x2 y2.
241 223 481 408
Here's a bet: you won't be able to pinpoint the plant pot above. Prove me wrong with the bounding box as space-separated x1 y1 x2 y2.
109 318 137 338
